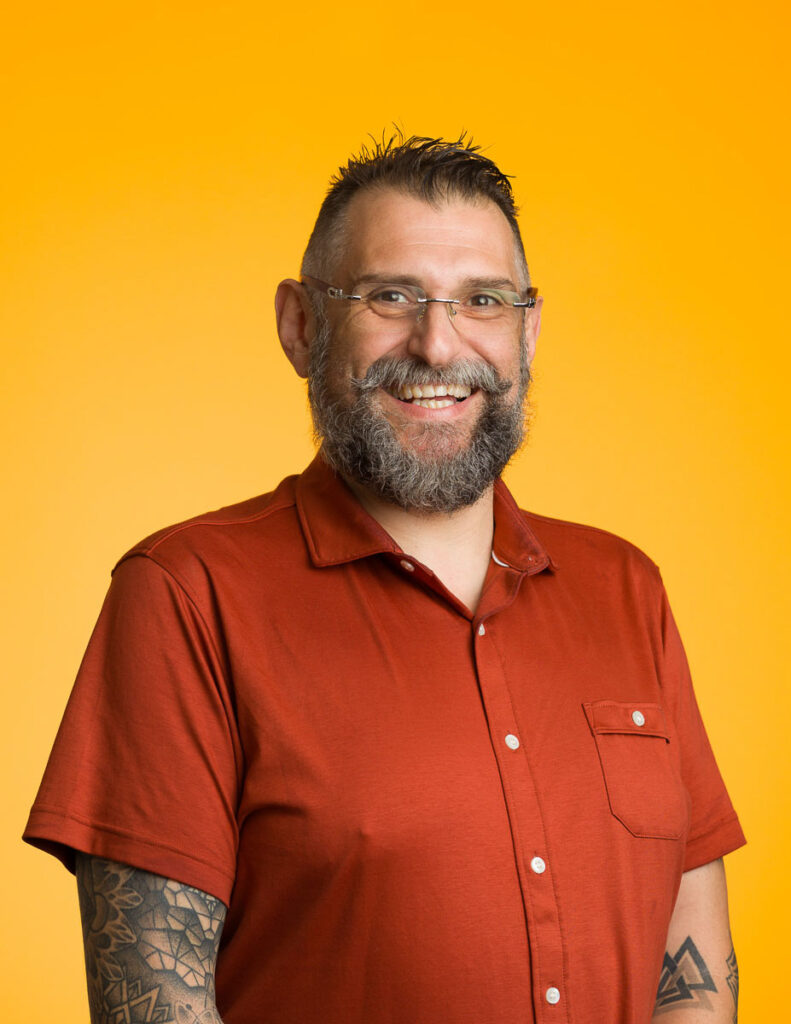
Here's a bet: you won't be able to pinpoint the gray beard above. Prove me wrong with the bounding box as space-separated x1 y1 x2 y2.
307 318 531 514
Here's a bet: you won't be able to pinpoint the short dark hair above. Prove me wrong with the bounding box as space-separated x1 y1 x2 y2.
301 131 530 287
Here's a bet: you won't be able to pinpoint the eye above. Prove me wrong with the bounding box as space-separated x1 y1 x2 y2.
465 291 505 308
370 287 412 305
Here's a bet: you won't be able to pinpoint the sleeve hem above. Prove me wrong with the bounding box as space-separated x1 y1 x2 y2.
23 808 235 905
683 813 746 872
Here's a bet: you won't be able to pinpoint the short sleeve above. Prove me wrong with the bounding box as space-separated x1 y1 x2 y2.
23 554 241 903
658 584 746 871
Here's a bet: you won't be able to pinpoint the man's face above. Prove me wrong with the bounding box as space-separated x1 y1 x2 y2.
307 189 540 513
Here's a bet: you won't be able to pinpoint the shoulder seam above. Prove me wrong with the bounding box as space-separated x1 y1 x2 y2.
523 510 660 569
116 553 238 752
143 494 297 557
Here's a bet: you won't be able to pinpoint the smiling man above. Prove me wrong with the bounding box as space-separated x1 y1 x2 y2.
25 135 744 1024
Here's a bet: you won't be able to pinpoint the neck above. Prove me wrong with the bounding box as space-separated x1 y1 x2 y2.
344 477 495 614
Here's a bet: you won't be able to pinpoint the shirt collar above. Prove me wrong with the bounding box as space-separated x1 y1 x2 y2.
296 455 400 566
491 477 555 574
296 453 553 575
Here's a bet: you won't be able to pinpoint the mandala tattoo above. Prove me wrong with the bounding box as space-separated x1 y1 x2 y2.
76 855 226 1024
654 936 718 1015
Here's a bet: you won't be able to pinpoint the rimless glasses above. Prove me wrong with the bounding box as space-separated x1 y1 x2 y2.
302 276 538 333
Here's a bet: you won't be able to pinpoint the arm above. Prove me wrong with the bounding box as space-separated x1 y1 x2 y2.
653 858 738 1022
76 853 227 1024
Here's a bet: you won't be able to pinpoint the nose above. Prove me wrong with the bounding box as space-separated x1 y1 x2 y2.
405 300 463 367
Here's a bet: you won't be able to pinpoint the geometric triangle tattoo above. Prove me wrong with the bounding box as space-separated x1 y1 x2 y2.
656 937 718 1008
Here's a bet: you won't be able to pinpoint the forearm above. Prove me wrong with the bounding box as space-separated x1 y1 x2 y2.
651 938 738 1021
652 858 738 1022
76 854 227 1024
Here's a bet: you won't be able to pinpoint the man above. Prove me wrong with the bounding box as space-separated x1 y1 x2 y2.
25 135 744 1024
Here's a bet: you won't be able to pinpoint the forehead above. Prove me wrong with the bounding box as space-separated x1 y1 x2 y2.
338 188 520 285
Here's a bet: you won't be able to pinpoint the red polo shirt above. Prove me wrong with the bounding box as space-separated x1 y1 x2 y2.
25 456 745 1024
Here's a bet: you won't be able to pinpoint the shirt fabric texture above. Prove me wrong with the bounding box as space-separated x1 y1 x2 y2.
25 456 746 1024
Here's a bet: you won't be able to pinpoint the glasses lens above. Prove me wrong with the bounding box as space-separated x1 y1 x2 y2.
458 290 516 320
358 284 531 333
363 285 422 319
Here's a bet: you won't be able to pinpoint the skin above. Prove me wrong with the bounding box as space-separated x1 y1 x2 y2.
76 853 227 1024
652 859 738 1022
275 188 542 611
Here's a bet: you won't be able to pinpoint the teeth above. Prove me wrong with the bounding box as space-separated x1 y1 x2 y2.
390 382 473 401
412 398 455 409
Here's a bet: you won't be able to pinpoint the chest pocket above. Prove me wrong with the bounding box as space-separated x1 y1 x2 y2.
583 700 689 840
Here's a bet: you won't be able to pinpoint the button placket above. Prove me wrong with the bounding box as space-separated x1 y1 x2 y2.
471 608 570 1023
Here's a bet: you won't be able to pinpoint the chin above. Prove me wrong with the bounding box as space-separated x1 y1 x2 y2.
403 432 472 461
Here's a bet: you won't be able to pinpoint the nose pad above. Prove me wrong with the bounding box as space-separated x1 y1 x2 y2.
417 299 458 323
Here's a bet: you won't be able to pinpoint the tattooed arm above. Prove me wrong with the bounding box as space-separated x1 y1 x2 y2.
76 853 227 1024
653 858 738 1022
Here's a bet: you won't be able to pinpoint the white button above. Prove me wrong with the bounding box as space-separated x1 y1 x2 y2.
530 856 546 874
505 734 520 750
632 710 646 727
546 987 561 1005
400 560 415 572
477 623 486 636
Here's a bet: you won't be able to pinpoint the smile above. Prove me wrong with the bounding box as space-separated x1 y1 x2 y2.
385 382 473 409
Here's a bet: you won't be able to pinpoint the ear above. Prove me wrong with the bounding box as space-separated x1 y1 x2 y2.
524 295 543 366
275 278 316 378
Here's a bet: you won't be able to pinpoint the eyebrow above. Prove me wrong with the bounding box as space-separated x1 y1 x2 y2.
352 273 519 292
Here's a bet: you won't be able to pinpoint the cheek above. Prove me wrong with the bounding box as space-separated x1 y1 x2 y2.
331 332 403 382
482 337 523 380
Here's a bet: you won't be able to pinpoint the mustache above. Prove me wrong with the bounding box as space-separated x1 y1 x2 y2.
351 357 513 397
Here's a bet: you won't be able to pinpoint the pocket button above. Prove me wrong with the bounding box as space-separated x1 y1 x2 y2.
632 710 646 727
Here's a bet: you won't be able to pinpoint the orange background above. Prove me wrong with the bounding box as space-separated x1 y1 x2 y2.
3 2 788 1020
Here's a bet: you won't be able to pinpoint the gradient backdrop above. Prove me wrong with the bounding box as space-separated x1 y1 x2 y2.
3 2 788 1020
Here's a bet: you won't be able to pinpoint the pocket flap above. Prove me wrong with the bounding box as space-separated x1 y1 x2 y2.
582 699 686 839
583 700 669 740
